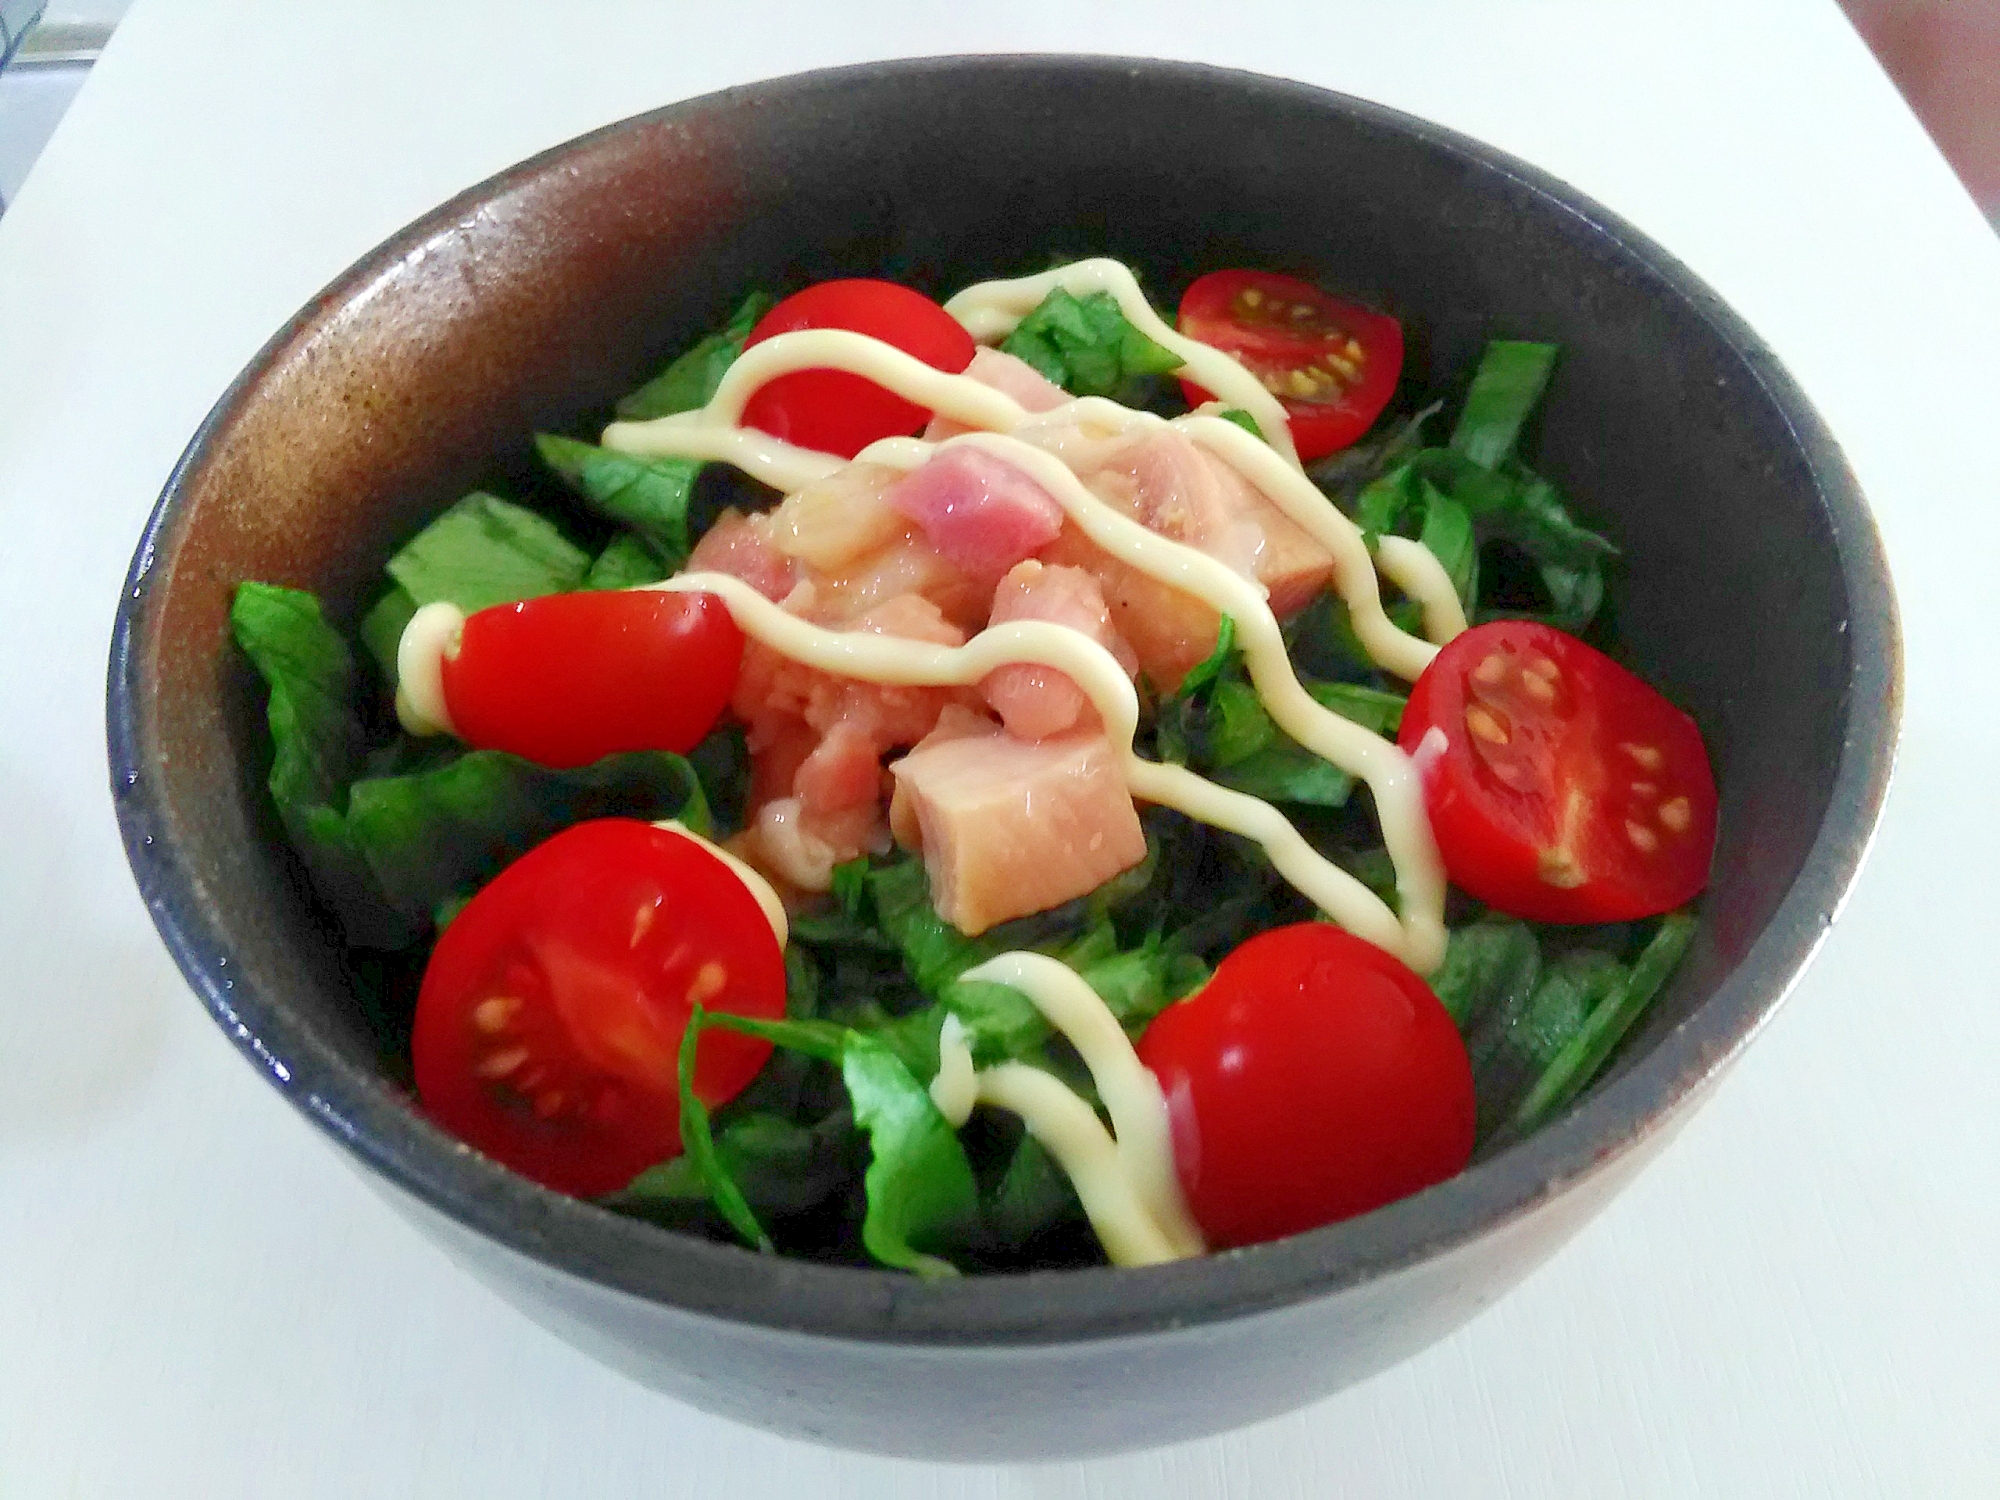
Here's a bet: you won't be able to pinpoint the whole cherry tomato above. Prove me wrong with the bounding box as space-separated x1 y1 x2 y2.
412 819 785 1197
439 588 742 770
1177 269 1402 461
1137 923 1475 1249
1399 619 1718 923
740 279 976 459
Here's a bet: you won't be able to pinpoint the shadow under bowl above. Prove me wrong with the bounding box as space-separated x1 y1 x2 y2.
107 56 1899 1459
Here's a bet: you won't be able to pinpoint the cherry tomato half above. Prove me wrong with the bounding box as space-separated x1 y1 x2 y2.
412 819 785 1197
1399 620 1718 923
740 279 976 459
1177 269 1403 462
439 589 743 770
1137 924 1474 1249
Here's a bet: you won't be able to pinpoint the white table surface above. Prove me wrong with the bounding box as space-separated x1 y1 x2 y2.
3 0 1997 1493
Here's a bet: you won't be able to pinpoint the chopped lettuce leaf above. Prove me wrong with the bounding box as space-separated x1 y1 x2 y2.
1450 340 1559 470
385 491 590 613
357 585 417 684
584 531 669 590
682 1011 979 1276
535 434 698 570
1213 407 1263 440
230 583 410 947
615 291 775 421
1000 286 1181 400
1511 912 1697 1133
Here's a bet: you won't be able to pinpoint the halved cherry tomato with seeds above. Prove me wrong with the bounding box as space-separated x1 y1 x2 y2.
1177 269 1402 461
741 279 976 459
412 819 785 1197
1138 923 1475 1249
1399 620 1717 923
440 588 742 770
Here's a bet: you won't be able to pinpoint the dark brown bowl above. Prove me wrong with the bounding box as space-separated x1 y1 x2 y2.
107 56 1898 1459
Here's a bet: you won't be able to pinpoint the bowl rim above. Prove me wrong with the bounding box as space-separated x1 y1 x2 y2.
106 53 1902 1348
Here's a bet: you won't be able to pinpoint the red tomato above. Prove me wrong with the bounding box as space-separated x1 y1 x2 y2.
740 279 976 459
1177 269 1402 461
1137 924 1474 1249
439 589 742 770
1399 620 1718 923
412 819 785 1197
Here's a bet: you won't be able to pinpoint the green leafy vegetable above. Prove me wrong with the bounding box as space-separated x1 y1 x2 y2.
1428 917 1541 1031
684 1011 979 1277
1449 340 1559 469
584 532 669 590
535 433 699 570
1000 286 1181 400
1213 408 1263 440
1511 912 1697 1133
343 748 709 932
1155 620 1405 808
615 291 775 421
230 584 407 946
385 491 591 613
357 585 418 684
621 1109 856 1222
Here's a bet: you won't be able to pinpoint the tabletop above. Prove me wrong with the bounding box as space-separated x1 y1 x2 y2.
3 0 1997 1494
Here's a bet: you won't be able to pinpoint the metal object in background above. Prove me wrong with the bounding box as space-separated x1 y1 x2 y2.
0 17 113 212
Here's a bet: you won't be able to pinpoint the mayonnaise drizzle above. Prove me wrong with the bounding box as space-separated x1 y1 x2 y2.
942 258 1302 468
960 952 1204 1259
652 569 1422 964
587 308 1460 969
652 820 788 948
1375 536 1470 644
395 600 464 737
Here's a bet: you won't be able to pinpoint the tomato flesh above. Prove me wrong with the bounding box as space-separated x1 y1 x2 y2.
1176 269 1402 461
439 588 742 770
1136 924 1474 1249
412 819 785 1197
1399 620 1718 923
740 279 976 459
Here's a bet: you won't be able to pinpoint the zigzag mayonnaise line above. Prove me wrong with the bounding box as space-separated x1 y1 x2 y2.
941 257 1302 468
647 571 1423 967
857 430 1447 972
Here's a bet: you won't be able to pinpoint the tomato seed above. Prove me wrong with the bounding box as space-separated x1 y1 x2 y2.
533 1090 566 1120
1521 673 1557 705
475 1045 529 1080
1472 652 1509 686
1466 704 1512 745
1626 820 1659 852
686 960 729 1006
1241 287 1264 309
472 996 520 1034
1658 796 1692 832
1343 338 1364 362
1631 781 1658 797
1290 303 1313 320
1620 741 1665 771
1538 847 1587 888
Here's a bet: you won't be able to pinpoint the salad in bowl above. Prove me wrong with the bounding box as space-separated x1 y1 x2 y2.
231 256 1714 1275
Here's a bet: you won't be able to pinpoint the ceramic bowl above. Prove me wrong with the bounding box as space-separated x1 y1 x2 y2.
107 56 1899 1459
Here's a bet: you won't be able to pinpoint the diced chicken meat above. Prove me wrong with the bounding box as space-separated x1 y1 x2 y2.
980 560 1138 741
1037 523 1223 694
882 445 1065 584
684 507 797 601
1015 415 1338 620
889 725 1148 936
767 461 908 572
923 346 1071 440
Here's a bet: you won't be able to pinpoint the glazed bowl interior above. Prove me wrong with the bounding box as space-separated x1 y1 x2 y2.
109 55 1896 1451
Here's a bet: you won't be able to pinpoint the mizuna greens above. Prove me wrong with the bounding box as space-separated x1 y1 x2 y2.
233 274 1697 1274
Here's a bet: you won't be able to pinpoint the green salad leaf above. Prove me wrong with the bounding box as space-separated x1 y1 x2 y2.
1449 340 1559 470
385 491 591 613
615 291 775 421
679 1010 980 1276
535 433 699 570
584 531 669 590
1000 286 1181 400
1155 616 1405 807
